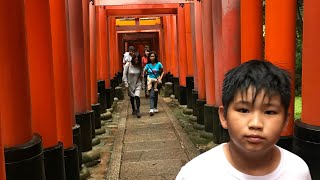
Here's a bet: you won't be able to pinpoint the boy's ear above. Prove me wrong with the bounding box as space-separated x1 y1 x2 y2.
218 106 228 129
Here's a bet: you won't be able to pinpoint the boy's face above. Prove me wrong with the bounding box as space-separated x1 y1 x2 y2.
129 50 134 56
219 87 288 154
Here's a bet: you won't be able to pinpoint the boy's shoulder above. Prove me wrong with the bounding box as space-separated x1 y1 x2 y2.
277 146 311 178
176 143 229 179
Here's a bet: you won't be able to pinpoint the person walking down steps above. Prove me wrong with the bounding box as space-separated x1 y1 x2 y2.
123 52 143 118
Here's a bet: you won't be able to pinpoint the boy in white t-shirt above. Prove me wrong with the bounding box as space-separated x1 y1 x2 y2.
176 60 311 180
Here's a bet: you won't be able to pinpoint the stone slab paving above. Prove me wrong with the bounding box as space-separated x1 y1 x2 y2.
112 93 200 180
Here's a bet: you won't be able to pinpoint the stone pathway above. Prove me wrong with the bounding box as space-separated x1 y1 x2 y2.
107 93 199 180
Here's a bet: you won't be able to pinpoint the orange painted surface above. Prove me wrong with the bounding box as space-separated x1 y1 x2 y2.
301 1 320 126
50 0 75 147
265 0 296 135
241 0 263 62
177 6 187 86
159 29 165 70
163 16 169 74
96 7 102 81
221 0 241 93
0 0 32 148
105 4 178 16
202 0 215 106
212 0 223 106
194 1 206 100
163 16 172 74
169 16 179 77
109 17 117 79
25 0 58 148
68 0 88 113
190 3 198 90
82 0 92 110
0 115 5 180
90 2 98 104
184 4 194 77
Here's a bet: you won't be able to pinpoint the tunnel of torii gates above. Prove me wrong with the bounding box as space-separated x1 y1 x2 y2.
1 0 320 179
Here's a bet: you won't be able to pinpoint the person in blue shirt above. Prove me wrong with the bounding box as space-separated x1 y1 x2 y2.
143 51 164 115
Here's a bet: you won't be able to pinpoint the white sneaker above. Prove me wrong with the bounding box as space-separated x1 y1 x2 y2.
149 109 154 116
153 108 159 113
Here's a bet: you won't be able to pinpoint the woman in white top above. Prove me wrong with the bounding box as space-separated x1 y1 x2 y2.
123 52 143 118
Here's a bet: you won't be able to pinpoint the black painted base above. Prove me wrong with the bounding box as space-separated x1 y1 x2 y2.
44 142 66 180
172 77 180 100
277 136 293 152
110 79 115 105
92 103 101 129
179 86 187 105
196 99 206 125
293 120 320 180
186 76 194 109
204 104 214 133
5 134 46 180
75 112 93 152
211 106 220 144
97 80 106 113
88 110 95 139
192 89 198 117
106 88 111 109
72 124 82 167
64 145 80 180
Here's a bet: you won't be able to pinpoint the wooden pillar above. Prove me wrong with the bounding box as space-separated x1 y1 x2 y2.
82 0 92 111
90 2 98 105
163 16 170 74
177 5 188 87
0 0 33 148
185 3 194 77
0 115 5 180
240 0 263 62
190 3 198 91
170 15 179 77
50 0 74 148
68 0 88 114
1 2 49 179
265 0 296 146
212 0 223 106
68 0 93 154
194 1 206 100
25 0 58 149
108 16 115 80
221 0 241 72
293 1 320 179
201 0 215 106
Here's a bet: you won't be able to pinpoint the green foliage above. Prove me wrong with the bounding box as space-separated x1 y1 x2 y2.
294 96 302 120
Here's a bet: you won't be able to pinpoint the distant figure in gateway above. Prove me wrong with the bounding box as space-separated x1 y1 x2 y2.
176 60 311 180
123 45 135 66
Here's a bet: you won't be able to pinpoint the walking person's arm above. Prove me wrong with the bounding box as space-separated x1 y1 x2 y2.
123 62 129 88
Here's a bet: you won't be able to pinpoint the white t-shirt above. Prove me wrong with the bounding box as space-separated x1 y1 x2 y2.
176 143 311 180
123 52 132 64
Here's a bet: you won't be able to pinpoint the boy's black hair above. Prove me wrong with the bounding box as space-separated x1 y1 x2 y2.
147 51 159 64
131 52 142 66
222 60 291 117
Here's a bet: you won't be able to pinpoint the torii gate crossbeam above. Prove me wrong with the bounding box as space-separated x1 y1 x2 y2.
94 0 193 6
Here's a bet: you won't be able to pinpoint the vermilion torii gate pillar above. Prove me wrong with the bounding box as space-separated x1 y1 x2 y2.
240 0 263 62
202 0 216 137
170 15 180 102
265 0 296 151
49 0 80 179
177 4 188 105
184 3 195 110
90 2 102 133
0 1 45 179
293 1 320 179
194 0 206 126
25 0 65 179
68 0 93 167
